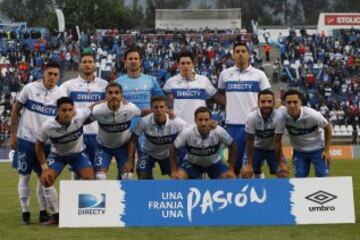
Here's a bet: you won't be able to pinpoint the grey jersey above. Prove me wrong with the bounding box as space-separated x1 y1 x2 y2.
174 125 233 167
278 106 329 152
245 108 284 150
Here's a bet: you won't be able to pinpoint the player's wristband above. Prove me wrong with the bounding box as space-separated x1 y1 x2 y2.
41 163 49 171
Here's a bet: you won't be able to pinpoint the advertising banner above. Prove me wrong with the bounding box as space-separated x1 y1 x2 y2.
282 146 353 160
59 177 355 227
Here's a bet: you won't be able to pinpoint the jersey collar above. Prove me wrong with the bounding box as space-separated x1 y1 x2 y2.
179 73 197 82
235 64 253 73
40 80 57 92
79 74 97 83
151 113 170 127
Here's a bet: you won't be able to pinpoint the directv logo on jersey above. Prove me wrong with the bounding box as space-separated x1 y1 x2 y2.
305 190 337 212
78 193 106 215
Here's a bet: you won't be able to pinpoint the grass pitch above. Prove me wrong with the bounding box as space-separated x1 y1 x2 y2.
0 159 359 240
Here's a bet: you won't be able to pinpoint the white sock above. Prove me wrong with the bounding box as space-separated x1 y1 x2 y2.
43 186 59 214
36 178 47 211
255 173 265 179
18 174 31 213
96 172 106 180
71 172 81 180
121 172 134 180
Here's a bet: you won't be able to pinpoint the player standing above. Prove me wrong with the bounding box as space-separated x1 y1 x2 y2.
163 50 225 124
9 62 63 224
60 52 108 177
217 42 271 176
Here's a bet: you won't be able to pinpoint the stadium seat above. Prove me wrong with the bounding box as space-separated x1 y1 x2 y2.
333 125 341 136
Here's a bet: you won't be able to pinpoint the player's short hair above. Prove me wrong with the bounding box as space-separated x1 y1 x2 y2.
151 96 167 106
80 51 95 61
177 50 195 63
106 82 123 93
194 106 211 119
124 46 143 60
258 89 275 100
56 97 74 108
43 61 61 71
284 89 303 101
233 41 250 52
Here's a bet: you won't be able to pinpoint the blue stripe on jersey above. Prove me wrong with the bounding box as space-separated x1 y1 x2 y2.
98 121 131 133
255 129 275 139
24 99 57 116
286 125 317 136
224 81 260 92
186 143 220 156
69 91 106 102
50 127 83 144
145 133 178 145
171 89 207 100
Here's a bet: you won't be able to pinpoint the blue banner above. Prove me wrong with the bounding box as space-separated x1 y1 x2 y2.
122 180 294 226
59 177 355 227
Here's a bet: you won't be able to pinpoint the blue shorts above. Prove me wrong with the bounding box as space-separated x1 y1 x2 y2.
180 160 228 179
136 148 186 176
136 151 171 176
292 148 329 177
226 125 247 171
253 148 278 175
12 138 50 176
94 143 128 171
48 151 93 175
83 135 97 165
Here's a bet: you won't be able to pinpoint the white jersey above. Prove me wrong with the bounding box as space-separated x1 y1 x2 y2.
174 125 233 167
163 74 216 124
37 108 90 156
278 106 329 152
16 80 65 143
134 114 187 159
91 102 141 149
245 109 284 150
60 75 107 135
218 65 270 125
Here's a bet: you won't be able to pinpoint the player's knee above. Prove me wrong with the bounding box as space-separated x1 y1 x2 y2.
80 168 95 180
177 170 188 179
218 173 228 179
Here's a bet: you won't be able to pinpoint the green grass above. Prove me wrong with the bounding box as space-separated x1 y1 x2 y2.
0 160 359 240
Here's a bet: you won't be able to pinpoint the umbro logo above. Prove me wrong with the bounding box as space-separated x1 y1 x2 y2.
305 190 337 212
305 190 337 205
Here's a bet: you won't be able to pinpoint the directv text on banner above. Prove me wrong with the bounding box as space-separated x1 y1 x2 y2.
59 177 355 227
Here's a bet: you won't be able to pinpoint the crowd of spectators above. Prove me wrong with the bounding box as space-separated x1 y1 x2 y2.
278 28 360 130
